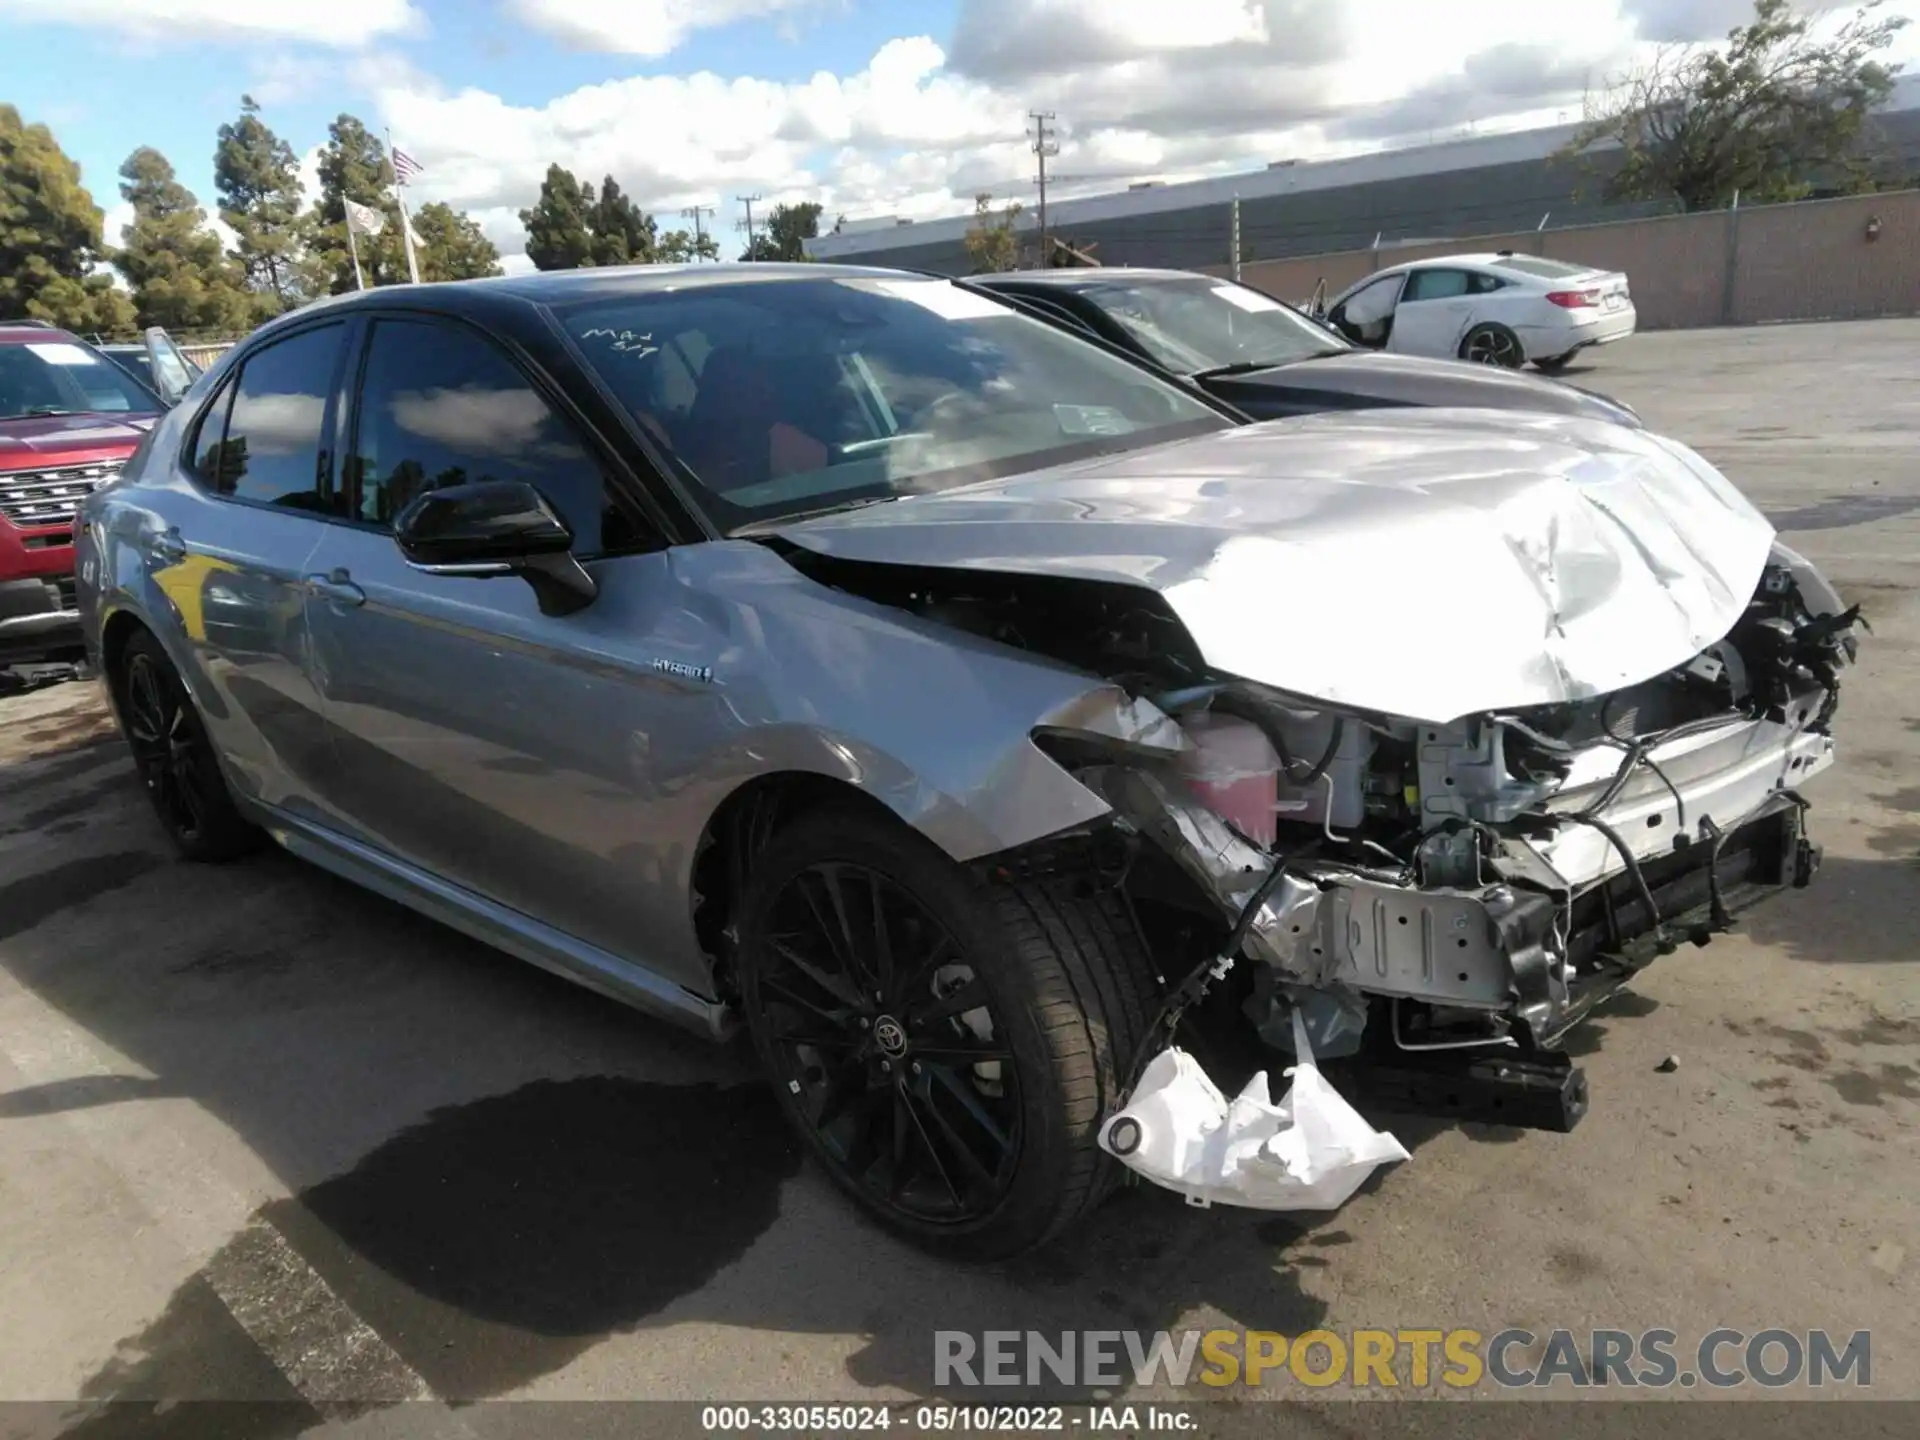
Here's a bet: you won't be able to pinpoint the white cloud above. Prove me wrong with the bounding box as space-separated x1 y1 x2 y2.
0 0 421 46
101 201 135 249
323 0 1918 270
507 0 820 57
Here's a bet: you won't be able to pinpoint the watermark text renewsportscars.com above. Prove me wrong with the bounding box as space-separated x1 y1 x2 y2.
934 1328 1872 1390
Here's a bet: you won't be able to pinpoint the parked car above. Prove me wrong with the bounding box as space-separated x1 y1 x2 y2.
2 319 165 670
95 328 203 407
1312 253 1637 371
973 267 1641 425
78 265 1854 1257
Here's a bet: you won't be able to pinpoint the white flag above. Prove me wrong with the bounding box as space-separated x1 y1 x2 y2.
343 199 386 238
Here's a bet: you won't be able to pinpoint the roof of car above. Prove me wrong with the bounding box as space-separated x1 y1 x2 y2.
1384 253 1528 271
300 261 918 310
0 321 82 344
244 261 952 345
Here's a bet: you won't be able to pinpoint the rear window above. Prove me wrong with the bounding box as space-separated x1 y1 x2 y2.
1490 256 1598 280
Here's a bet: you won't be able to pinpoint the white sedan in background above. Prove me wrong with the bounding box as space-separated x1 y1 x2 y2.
1314 253 1636 371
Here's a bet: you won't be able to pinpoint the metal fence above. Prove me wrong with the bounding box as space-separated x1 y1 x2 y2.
178 341 237 370
1215 188 1920 331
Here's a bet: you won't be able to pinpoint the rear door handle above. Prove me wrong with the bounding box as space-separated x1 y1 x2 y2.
150 528 187 564
306 568 366 608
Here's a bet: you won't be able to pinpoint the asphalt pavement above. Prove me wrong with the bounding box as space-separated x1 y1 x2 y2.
0 317 1915 1435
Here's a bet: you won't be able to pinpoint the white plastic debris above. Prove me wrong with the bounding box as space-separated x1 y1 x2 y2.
1099 1010 1409 1211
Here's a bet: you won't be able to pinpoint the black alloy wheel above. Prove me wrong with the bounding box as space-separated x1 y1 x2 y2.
754 859 1020 1226
737 805 1160 1259
113 629 259 861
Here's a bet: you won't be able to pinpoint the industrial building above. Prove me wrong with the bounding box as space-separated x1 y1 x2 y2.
807 76 1920 274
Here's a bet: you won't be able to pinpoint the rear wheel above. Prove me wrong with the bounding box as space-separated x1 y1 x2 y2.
1460 323 1524 369
111 629 260 861
736 805 1158 1259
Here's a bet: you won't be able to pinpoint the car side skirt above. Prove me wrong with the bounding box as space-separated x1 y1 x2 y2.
251 800 737 1041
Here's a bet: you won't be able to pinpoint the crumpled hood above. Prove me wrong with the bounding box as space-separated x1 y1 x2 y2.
776 408 1777 724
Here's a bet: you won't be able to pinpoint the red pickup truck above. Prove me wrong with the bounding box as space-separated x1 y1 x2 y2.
1 321 171 673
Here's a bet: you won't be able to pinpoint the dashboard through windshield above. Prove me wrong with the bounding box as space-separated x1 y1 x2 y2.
556 276 1230 531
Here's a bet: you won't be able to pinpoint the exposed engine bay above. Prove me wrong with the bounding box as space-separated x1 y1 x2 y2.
777 536 1861 1202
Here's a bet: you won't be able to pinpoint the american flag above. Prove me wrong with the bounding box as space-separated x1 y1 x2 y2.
392 148 423 185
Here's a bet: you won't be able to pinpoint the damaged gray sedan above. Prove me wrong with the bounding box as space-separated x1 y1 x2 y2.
76 264 1859 1259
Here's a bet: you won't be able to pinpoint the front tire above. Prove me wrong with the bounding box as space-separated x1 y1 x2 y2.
1460 323 1524 369
736 805 1158 1259
111 628 261 862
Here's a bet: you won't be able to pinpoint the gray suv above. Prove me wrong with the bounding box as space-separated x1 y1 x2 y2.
77 264 1855 1257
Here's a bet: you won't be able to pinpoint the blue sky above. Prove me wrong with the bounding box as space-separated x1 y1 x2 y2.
4 0 1916 269
7 1 958 244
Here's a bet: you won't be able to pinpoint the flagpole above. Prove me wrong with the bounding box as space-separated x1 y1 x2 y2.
387 127 422 285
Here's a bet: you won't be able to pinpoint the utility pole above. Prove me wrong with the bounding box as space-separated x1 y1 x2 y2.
682 204 716 260
1230 197 1242 282
737 194 762 259
1028 110 1058 265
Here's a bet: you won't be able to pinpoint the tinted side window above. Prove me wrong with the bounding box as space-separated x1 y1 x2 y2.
1402 269 1472 302
1468 272 1506 295
212 324 345 513
191 379 237 481
352 318 633 553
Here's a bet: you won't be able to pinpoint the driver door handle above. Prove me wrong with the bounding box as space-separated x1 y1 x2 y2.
306 568 366 608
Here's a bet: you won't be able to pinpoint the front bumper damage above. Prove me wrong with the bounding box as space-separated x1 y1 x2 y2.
1100 1009 1411 1212
1055 551 1855 1214
1078 756 1825 1210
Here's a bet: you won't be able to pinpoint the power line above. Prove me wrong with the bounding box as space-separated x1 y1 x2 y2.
736 193 762 257
682 204 716 260
1028 110 1059 259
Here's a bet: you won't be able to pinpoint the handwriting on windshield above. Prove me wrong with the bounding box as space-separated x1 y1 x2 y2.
580 327 660 358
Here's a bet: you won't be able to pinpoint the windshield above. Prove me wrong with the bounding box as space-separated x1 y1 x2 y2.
559 276 1229 530
108 349 155 383
0 338 162 420
1068 275 1348 373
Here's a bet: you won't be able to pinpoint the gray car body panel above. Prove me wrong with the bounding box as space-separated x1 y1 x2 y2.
77 400 1137 1023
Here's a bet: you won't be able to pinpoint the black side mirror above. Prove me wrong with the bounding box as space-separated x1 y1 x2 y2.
392 479 598 615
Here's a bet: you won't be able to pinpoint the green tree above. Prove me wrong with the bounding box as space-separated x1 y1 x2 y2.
214 96 311 314
1562 0 1909 211
586 175 657 265
962 192 1022 273
310 113 404 292
656 227 720 263
520 164 596 270
0 104 134 332
115 146 255 332
410 202 504 281
742 200 822 261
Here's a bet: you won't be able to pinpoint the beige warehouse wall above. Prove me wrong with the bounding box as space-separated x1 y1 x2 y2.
1731 190 1920 324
